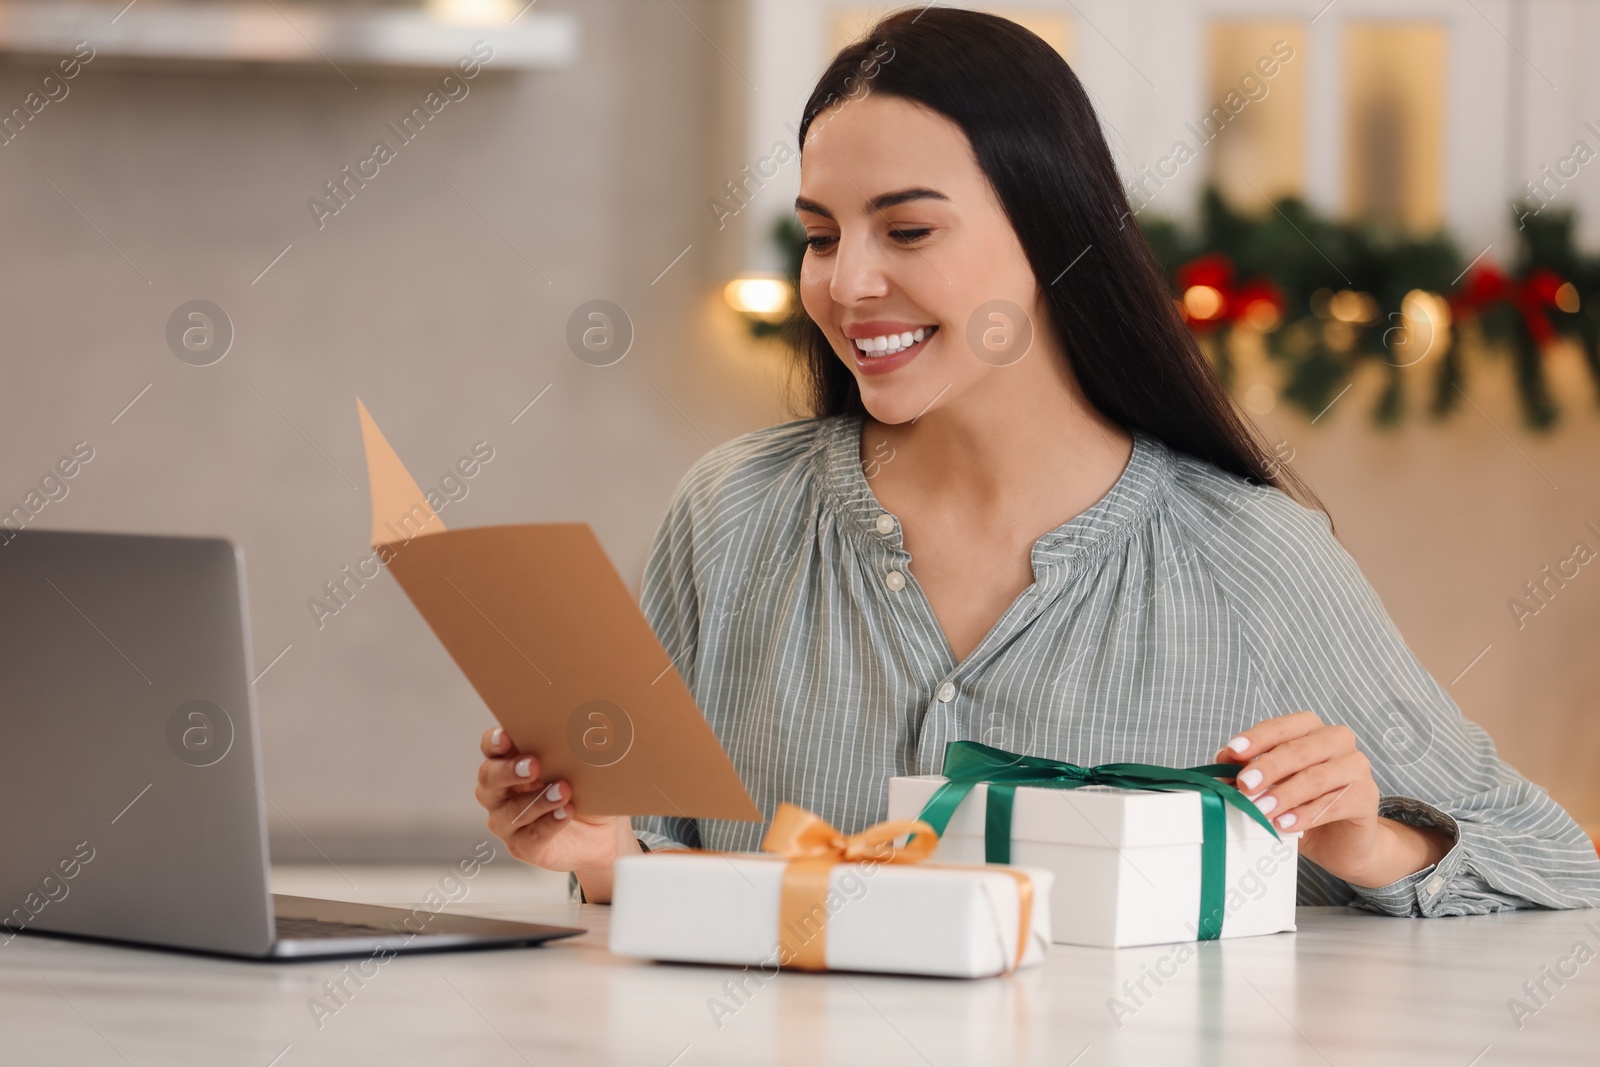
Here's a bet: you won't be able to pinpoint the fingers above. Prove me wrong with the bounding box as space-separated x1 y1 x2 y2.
486 781 572 842
506 781 571 831
1243 750 1373 831
476 752 541 791
480 725 510 758
1233 722 1356 794
1212 734 1251 767
1212 715 1363 830
474 750 546 814
1213 710 1324 764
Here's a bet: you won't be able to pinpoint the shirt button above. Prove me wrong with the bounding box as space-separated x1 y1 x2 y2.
936 681 956 702
884 570 906 592
874 513 896 535
1424 875 1444 895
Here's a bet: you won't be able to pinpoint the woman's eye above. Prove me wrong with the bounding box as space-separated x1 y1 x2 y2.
803 229 930 253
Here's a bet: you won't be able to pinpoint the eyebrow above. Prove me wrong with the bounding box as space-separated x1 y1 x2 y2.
793 187 950 220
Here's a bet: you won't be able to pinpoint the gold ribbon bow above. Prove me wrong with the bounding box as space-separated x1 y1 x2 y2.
759 802 1035 974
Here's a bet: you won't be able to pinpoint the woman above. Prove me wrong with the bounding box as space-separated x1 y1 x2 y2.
474 7 1600 912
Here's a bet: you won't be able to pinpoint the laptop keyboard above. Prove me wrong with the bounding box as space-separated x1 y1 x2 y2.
275 916 402 940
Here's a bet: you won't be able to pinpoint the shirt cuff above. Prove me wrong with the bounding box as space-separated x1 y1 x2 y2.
1343 795 1465 917
565 836 663 903
633 828 691 853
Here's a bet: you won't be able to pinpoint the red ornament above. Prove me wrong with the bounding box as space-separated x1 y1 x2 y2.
1176 254 1285 332
1449 263 1566 349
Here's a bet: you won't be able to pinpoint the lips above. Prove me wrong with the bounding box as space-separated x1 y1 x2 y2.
850 325 938 376
851 324 935 355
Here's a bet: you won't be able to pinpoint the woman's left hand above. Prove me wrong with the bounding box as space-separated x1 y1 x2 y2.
1213 710 1451 888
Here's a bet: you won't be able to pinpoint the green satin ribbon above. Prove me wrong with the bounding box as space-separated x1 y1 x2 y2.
910 740 1281 940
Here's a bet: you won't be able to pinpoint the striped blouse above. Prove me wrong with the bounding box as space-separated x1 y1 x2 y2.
622 412 1600 916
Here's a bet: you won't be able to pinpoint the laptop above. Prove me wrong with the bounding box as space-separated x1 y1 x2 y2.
0 529 584 960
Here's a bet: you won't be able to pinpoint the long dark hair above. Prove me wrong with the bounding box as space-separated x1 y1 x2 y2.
785 6 1328 519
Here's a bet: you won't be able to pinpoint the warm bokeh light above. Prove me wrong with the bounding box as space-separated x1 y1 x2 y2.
1329 289 1380 324
1242 299 1281 331
1401 289 1451 329
1243 382 1278 414
1556 282 1582 313
724 276 792 318
426 0 519 25
1183 285 1225 320
1390 289 1451 365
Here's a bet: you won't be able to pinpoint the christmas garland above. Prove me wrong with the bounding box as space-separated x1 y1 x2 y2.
1143 188 1600 429
748 189 1600 429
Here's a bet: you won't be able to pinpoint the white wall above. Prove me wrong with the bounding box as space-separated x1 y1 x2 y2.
0 0 779 860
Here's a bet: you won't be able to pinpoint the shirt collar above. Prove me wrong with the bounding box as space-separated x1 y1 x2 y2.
821 411 1172 567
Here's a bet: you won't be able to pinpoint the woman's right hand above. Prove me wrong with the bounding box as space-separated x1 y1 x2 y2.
474 726 630 881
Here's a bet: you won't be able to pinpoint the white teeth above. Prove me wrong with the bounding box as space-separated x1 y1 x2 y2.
853 325 936 356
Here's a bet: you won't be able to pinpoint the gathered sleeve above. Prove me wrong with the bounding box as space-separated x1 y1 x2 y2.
1198 487 1600 917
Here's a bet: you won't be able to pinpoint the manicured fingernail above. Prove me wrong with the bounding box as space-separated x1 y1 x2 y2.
514 757 532 778
552 806 569 821
1227 736 1250 754
1254 795 1277 815
1239 768 1263 790
1277 813 1297 829
544 783 562 802
491 727 504 748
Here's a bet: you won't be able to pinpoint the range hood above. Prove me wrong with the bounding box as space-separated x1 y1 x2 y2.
0 1 577 70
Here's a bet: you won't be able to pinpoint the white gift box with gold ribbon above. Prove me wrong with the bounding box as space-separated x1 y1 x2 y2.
608 803 1053 978
609 851 1052 978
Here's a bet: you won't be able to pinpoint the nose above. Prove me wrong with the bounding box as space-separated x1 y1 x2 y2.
827 226 892 307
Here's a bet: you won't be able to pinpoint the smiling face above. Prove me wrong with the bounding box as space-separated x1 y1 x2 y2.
795 93 1054 425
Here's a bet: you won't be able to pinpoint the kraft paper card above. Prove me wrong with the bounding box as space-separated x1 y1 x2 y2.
355 398 761 822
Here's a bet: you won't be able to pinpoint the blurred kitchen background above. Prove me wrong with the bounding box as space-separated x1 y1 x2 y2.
2 0 1597 863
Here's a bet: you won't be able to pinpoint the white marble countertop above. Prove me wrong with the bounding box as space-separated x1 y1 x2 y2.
1 865 1596 1066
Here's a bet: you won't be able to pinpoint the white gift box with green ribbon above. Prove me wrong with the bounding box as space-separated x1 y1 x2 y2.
888 774 1300 948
